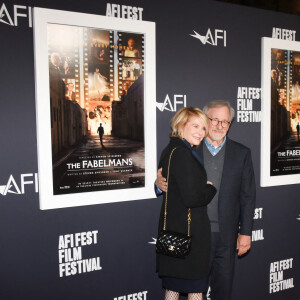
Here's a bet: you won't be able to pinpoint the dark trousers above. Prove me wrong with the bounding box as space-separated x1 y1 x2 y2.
207 232 235 300
99 134 103 145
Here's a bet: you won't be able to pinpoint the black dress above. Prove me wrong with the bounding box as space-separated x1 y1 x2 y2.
156 137 217 293
162 276 209 293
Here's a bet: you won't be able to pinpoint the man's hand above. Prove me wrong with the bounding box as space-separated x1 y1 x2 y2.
236 235 251 256
156 168 167 192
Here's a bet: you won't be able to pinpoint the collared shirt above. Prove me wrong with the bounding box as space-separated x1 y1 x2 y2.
182 139 203 165
204 136 226 156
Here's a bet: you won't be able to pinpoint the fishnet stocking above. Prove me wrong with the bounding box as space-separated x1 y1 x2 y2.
188 293 203 300
165 290 203 300
165 289 179 300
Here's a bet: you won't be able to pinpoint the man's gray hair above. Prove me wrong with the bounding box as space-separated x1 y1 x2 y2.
203 100 235 122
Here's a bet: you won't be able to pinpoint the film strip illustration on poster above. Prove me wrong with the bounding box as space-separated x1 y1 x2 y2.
270 48 300 176
48 24 145 195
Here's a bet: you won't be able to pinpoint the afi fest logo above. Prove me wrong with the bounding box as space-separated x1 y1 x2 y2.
0 173 38 196
0 3 32 27
156 94 187 112
190 28 227 47
272 27 296 41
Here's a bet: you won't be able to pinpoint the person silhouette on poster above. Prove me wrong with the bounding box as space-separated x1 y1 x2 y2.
296 122 300 141
97 123 104 146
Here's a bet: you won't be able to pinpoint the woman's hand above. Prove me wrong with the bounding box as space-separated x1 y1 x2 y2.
156 168 168 192
207 181 213 185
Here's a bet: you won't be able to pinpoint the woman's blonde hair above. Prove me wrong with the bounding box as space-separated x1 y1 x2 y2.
170 107 209 138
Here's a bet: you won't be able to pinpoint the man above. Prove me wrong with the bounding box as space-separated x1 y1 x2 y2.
65 83 76 101
271 69 278 86
97 123 104 147
156 100 256 300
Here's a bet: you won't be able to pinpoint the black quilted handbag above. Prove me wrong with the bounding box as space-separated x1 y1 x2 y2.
156 147 192 259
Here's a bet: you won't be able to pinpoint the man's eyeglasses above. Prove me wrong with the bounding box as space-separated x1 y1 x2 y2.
208 117 231 128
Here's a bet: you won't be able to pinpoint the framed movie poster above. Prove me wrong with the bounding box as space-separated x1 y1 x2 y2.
261 37 300 186
33 7 156 209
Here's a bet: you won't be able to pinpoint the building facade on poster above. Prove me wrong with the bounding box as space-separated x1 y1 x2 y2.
114 291 148 300
58 230 102 277
0 173 38 195
236 87 261 122
156 94 187 112
190 28 226 47
269 258 294 293
0 3 32 27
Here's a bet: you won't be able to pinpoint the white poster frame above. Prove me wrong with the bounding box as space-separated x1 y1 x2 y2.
33 7 156 209
261 37 300 187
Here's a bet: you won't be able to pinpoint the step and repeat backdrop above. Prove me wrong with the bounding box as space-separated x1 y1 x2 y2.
0 0 299 299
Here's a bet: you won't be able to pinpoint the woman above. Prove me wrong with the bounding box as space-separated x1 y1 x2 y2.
156 107 217 300
94 68 109 99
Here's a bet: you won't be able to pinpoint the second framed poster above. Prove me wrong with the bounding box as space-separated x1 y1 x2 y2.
261 37 300 186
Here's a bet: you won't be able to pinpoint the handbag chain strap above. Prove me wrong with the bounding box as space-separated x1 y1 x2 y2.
163 147 192 237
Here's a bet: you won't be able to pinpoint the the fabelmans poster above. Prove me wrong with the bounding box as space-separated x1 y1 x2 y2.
261 38 300 187
34 8 156 209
